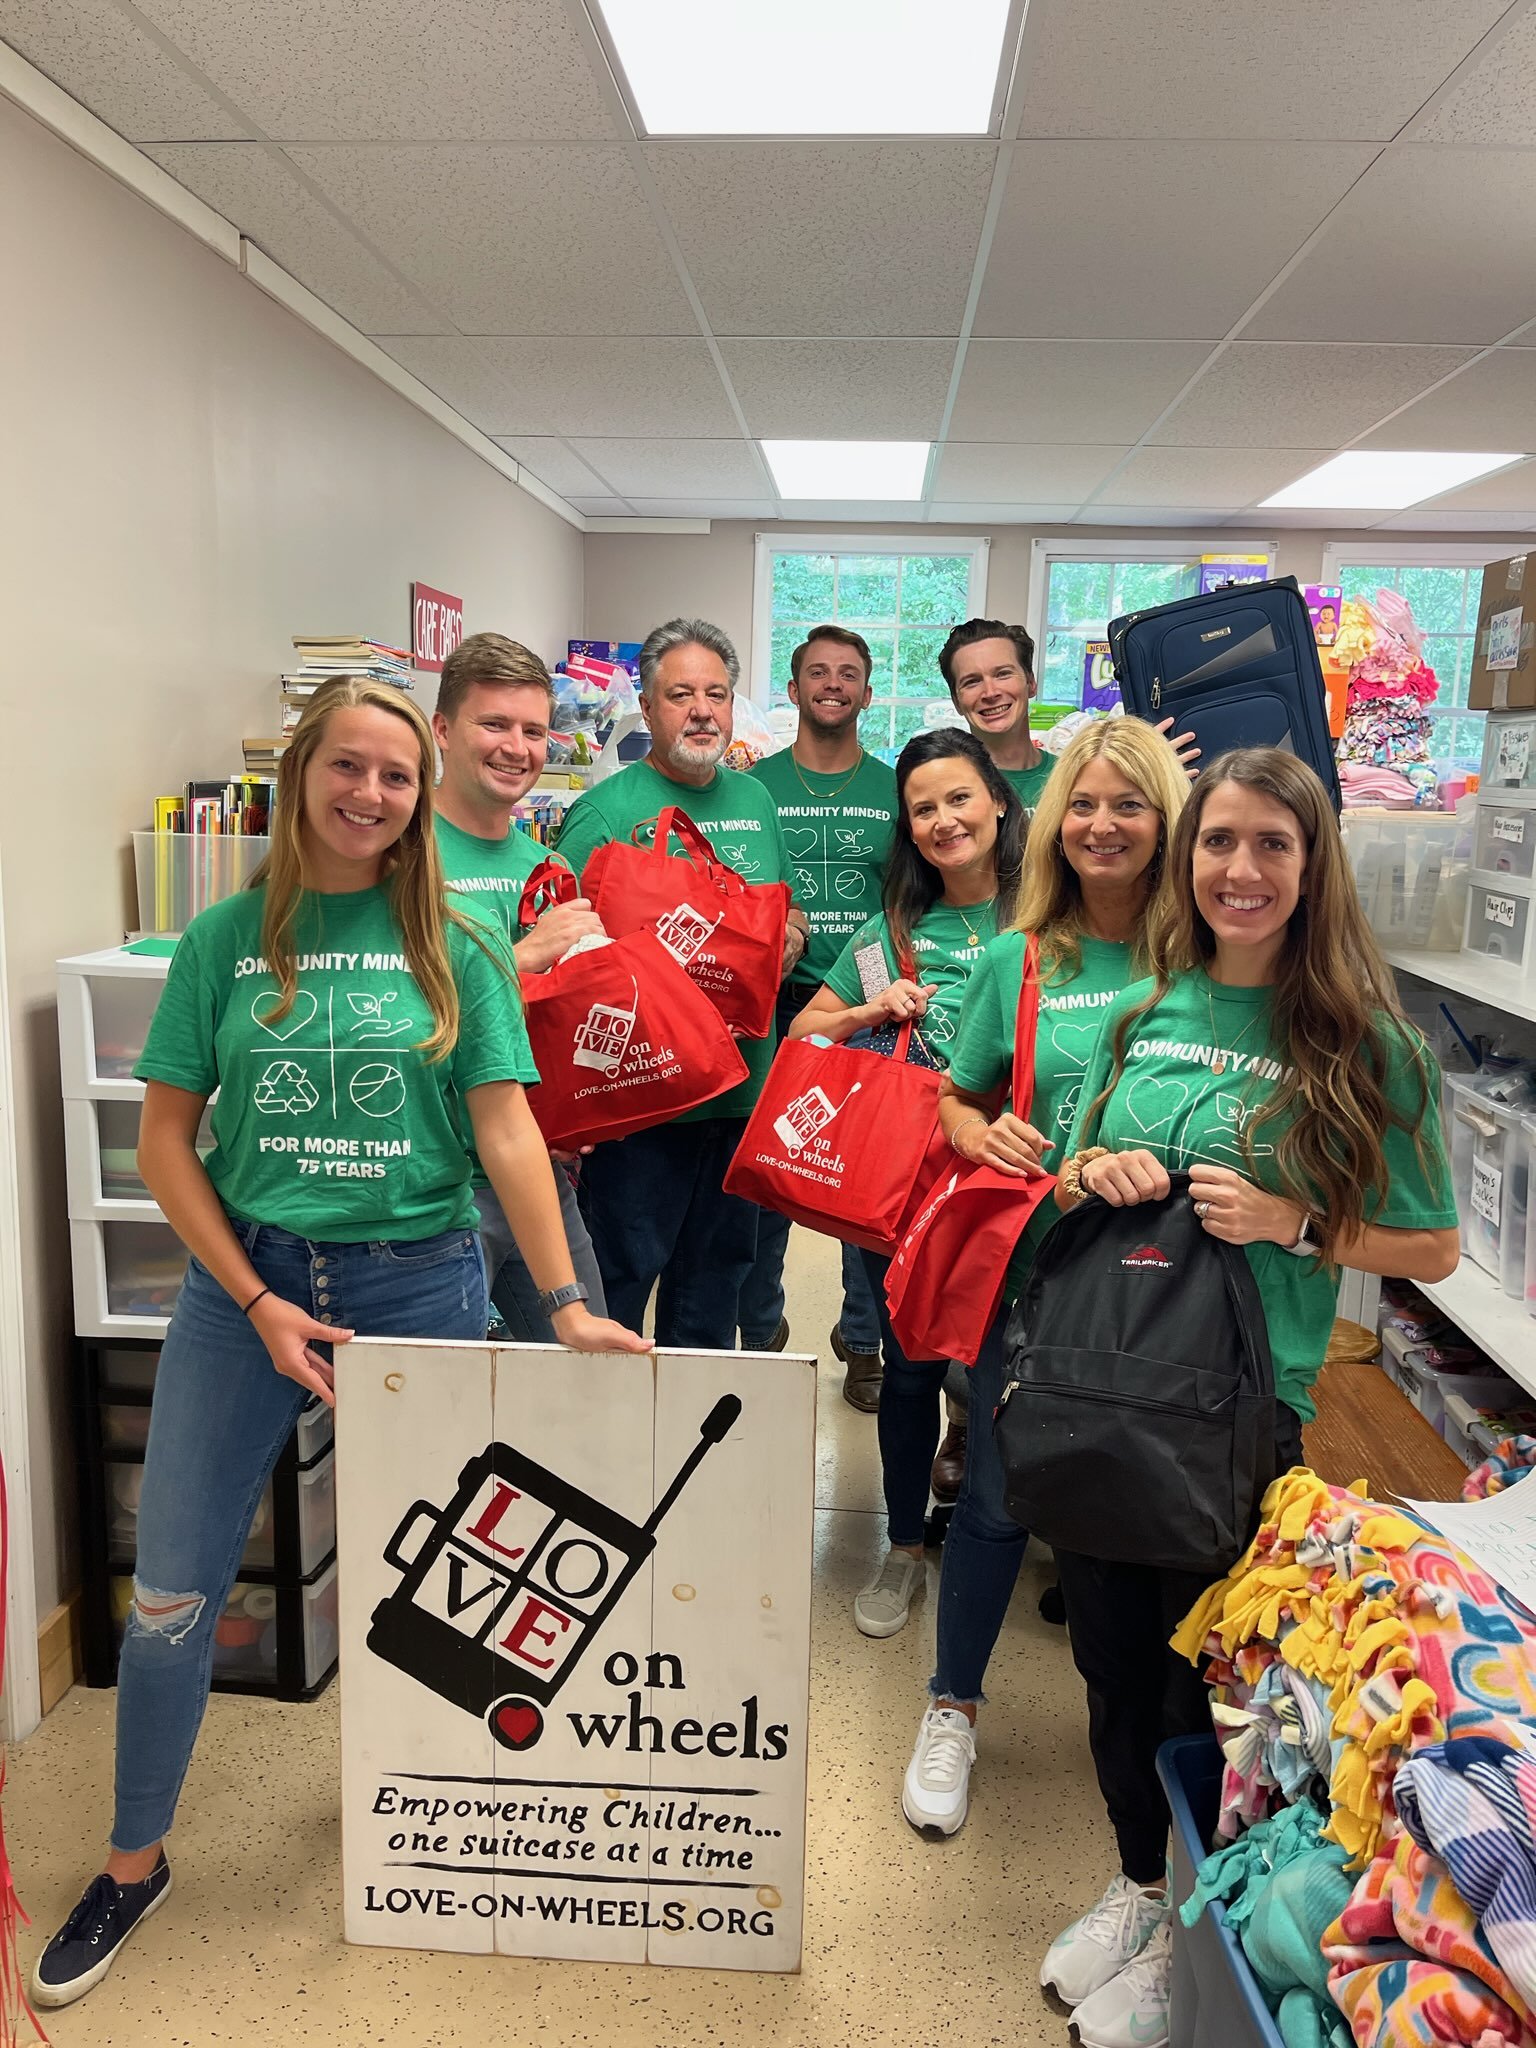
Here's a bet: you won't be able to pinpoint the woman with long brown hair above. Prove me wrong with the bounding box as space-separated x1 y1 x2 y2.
33 677 645 2012
1039 747 1458 2048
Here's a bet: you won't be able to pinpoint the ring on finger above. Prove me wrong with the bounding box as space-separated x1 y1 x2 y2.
1195 1199 1211 1218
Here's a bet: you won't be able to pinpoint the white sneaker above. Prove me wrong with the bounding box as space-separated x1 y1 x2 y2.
1068 1919 1171 2048
1040 1870 1168 2007
853 1551 923 1638
902 1707 976 1835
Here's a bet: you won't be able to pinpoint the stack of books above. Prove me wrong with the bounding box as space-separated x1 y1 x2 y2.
247 635 415 770
153 779 276 838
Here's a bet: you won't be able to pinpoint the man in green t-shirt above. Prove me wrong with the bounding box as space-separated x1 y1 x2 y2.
556 617 809 1351
742 625 896 1402
431 631 608 1339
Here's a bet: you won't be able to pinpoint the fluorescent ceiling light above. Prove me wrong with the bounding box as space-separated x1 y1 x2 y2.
762 440 932 499
1261 450 1526 510
594 0 1011 136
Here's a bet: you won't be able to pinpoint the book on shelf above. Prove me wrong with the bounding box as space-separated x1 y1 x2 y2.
243 737 290 773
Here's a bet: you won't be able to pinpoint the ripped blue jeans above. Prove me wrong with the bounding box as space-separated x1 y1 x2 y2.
114 1216 486 1852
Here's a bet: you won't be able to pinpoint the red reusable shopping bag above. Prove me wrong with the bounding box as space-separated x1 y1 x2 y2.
512 862 747 1151
885 938 1057 1368
580 805 790 1040
723 1014 949 1258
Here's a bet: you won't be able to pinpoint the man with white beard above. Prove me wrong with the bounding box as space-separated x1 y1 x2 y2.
556 617 808 1349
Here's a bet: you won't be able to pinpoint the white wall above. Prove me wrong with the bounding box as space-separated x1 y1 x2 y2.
0 95 583 1623
584 520 1530 682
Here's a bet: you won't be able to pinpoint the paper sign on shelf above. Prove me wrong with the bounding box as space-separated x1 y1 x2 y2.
1401 1478 1536 1618
1488 605 1524 671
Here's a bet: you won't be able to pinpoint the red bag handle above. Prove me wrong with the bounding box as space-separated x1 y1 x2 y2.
1010 935 1043 1120
517 857 579 929
638 806 745 896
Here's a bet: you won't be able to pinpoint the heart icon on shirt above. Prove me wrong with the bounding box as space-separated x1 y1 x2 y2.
782 827 819 860
1125 1076 1189 1136
250 989 319 1040
1049 1019 1100 1070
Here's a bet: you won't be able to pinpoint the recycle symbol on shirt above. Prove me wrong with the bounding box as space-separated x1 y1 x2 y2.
255 1058 319 1115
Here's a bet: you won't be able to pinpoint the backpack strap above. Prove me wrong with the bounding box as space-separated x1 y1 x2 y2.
1010 935 1043 1120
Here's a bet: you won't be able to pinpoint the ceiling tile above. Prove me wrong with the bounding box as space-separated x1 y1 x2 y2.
1015 0 1508 141
491 437 610 497
976 142 1376 341
717 340 955 439
1093 446 1335 507
1411 457 1536 513
289 145 695 336
0 0 250 139
1372 510 1536 533
144 144 448 333
1254 506 1389 528
1151 343 1478 447
1073 506 1243 526
628 499 777 518
1250 150 1536 345
647 142 995 337
1355 349 1536 452
130 0 617 139
569 497 631 517
1415 7 1536 142
777 500 932 521
568 439 766 496
948 340 1213 442
932 444 1129 502
379 338 740 437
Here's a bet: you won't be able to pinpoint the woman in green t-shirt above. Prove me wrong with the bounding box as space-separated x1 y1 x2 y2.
34 678 646 2015
1035 749 1458 2048
787 730 1025 1643
900 716 1190 1844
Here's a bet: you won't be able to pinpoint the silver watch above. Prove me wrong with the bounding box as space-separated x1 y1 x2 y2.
537 1280 589 1315
1283 1214 1317 1258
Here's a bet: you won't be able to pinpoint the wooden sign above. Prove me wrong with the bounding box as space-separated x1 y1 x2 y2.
411 583 464 672
336 1342 815 1972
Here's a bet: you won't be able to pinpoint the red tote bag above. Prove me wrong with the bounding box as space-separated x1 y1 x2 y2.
722 1015 948 1257
580 805 789 1040
512 862 747 1151
885 938 1058 1367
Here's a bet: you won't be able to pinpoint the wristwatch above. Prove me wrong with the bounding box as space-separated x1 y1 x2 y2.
1283 1214 1318 1258
537 1281 590 1316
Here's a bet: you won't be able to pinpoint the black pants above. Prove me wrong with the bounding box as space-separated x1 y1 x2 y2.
1054 1404 1306 1884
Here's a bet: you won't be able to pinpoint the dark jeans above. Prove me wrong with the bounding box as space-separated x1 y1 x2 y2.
1054 1404 1306 1884
475 1159 607 1342
932 1308 1027 1702
583 1117 759 1349
858 1245 947 1549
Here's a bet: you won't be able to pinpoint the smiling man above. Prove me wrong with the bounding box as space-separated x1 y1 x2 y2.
431 631 608 1340
940 617 1057 817
743 625 895 1406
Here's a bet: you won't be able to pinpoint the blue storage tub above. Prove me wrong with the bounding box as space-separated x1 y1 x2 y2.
1158 1734 1286 2048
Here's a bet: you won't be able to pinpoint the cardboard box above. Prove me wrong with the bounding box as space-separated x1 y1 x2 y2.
1469 555 1536 710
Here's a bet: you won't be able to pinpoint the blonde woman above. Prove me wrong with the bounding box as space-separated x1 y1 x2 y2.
33 677 645 2011
901 718 1190 1842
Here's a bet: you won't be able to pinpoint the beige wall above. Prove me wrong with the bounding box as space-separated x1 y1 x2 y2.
585 520 1529 687
0 96 583 1619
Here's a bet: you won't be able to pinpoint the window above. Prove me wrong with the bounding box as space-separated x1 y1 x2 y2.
1331 560 1486 773
751 535 987 762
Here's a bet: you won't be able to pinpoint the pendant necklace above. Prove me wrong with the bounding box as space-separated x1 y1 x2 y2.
1206 977 1264 1077
959 896 998 949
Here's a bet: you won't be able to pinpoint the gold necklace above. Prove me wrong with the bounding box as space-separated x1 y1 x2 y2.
788 746 866 800
956 896 997 949
1206 977 1264 1077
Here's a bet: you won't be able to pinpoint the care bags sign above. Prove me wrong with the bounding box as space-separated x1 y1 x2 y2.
337 1340 815 1972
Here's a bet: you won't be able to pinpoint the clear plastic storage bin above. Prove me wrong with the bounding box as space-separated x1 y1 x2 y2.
104 1450 335 1574
1473 798 1536 881
1481 712 1536 794
1342 811 1469 952
1444 1389 1536 1468
296 1395 334 1464
82 969 166 1082
1447 1071 1536 1296
107 1560 338 1690
66 1095 213 1208
133 832 271 936
1463 874 1536 973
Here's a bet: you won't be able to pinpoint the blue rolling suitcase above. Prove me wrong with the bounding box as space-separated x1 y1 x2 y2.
1110 575 1341 811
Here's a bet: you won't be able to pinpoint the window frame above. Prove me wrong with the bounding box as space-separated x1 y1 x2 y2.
748 531 990 710
1025 536 1280 677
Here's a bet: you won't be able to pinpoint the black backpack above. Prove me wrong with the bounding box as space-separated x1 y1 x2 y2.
995 1176 1277 1576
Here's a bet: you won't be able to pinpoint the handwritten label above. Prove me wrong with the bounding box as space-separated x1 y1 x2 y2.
1493 813 1527 845
1483 891 1519 932
1471 1157 1502 1227
1488 606 1524 670
1496 725 1533 785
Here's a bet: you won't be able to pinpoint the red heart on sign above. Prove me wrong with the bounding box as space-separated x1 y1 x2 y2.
490 1699 544 1751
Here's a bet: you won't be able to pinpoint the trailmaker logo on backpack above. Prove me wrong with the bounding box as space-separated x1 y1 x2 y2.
1119 1242 1174 1272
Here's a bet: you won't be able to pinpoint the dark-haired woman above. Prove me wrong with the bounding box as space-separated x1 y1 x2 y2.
1041 747 1458 2048
788 730 1026 1639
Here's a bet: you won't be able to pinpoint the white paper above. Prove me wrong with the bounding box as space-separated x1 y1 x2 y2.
1497 726 1533 784
1402 1478 1536 1617
1493 813 1527 845
1488 605 1524 670
1471 1157 1503 1226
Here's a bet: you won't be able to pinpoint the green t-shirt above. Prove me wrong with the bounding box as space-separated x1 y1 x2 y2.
555 758 797 1118
1001 752 1057 818
136 883 538 1241
1066 972 1458 1419
433 814 569 944
747 748 897 986
823 899 1000 1065
948 932 1135 1302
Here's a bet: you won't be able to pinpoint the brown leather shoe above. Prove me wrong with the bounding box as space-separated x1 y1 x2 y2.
930 1422 966 1503
830 1325 881 1412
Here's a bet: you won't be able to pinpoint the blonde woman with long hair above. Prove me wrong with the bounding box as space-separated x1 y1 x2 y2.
34 677 645 2012
900 717 1189 1844
1039 748 1458 2048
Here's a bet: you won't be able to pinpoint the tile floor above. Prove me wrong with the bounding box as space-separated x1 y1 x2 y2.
9 1232 1114 2045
